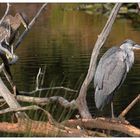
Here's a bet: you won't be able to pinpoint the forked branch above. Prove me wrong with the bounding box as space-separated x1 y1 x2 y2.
76 3 122 119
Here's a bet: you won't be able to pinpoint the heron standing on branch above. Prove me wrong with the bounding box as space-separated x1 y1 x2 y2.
94 39 140 118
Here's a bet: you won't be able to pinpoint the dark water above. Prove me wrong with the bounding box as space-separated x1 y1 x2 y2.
0 3 140 129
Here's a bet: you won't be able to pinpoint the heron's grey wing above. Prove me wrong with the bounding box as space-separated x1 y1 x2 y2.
94 48 127 109
94 46 119 89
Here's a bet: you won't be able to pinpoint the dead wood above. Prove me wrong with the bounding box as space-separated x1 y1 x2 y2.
62 118 140 137
76 3 122 119
0 120 107 137
0 3 10 25
16 95 77 108
14 3 47 50
0 77 29 120
119 94 140 118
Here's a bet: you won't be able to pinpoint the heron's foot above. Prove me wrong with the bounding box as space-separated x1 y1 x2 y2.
109 116 129 124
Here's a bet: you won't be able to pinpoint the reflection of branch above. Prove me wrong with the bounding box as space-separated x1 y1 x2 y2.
119 94 140 118
0 3 10 25
14 3 47 50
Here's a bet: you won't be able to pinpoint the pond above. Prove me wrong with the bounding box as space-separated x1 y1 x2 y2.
0 3 140 130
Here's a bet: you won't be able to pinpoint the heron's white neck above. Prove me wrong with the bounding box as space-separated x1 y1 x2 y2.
120 44 134 72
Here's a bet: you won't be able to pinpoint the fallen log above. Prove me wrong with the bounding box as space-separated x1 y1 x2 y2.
0 120 107 137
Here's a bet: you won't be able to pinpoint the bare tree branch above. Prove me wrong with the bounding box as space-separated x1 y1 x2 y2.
16 95 77 109
76 3 122 119
19 67 78 94
0 77 29 120
0 120 107 137
119 94 140 118
19 87 78 95
14 3 47 50
63 118 140 137
0 3 10 25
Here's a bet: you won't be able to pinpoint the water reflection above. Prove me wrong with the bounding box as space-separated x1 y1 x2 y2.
0 4 140 127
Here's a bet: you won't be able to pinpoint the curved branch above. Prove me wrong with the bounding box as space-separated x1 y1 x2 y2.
16 95 77 109
0 3 10 25
76 3 122 119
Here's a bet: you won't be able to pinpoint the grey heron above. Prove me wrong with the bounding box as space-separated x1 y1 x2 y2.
94 39 140 118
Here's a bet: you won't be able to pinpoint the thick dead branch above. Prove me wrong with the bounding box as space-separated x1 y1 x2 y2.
16 95 77 109
14 3 47 50
0 104 106 137
0 120 107 137
76 3 122 119
0 77 29 120
0 3 10 25
119 94 140 118
63 118 140 137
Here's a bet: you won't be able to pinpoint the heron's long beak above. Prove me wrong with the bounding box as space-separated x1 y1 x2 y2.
133 44 140 50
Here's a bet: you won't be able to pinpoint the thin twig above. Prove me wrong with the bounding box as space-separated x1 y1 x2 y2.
39 65 46 95
0 3 10 25
119 94 140 118
14 3 47 50
36 67 43 90
19 86 78 94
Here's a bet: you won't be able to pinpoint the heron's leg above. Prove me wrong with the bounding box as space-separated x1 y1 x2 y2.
111 101 115 119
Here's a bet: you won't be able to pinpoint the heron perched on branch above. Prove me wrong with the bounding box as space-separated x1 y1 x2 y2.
94 39 140 118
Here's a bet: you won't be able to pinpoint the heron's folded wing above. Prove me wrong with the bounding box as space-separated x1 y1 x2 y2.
94 47 127 94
